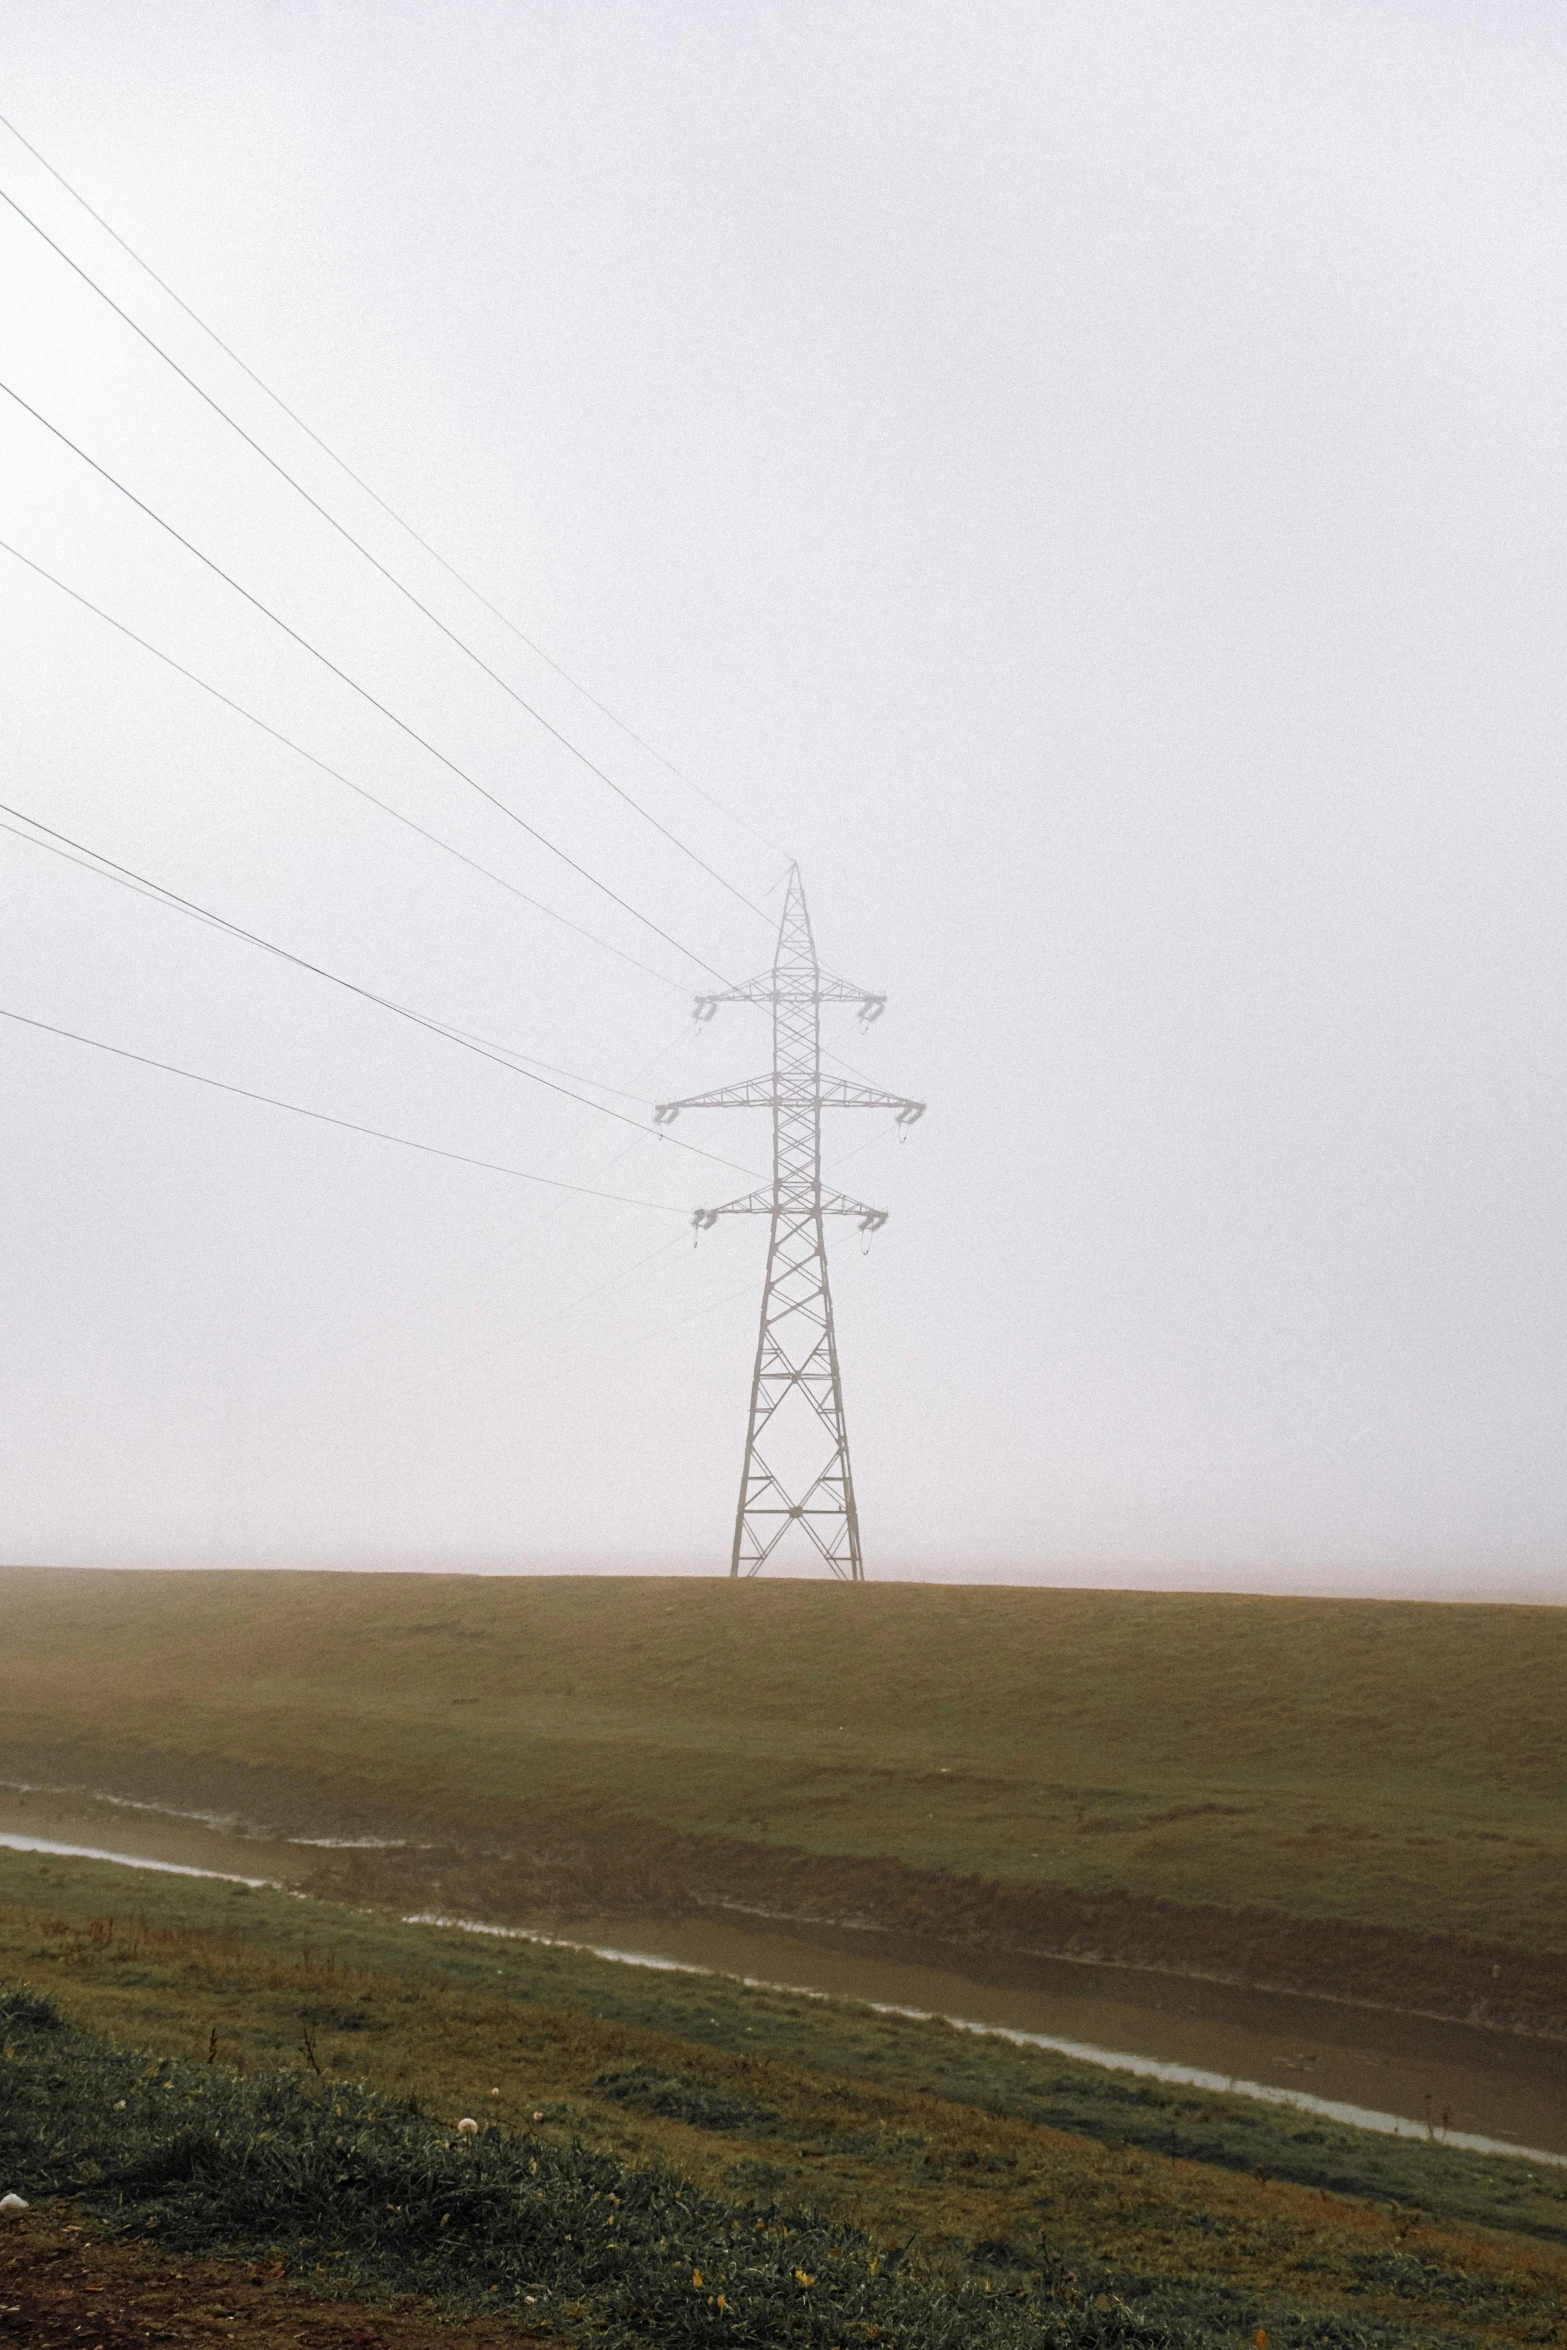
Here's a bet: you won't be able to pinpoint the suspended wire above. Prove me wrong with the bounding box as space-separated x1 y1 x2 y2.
0 180 772 923
309 1049 898 1395
0 539 684 994
295 1020 712 1386
0 808 644 1102
301 1134 652 1383
407 1012 651 1104
826 1119 900 1174
481 1230 693 1355
0 805 605 1110
0 800 761 1180
423 1247 755 1392
0 109 789 866
0 806 665 1108
617 1276 759 1353
0 1005 690 1212
456 1121 903 1374
8 534 889 1103
0 376 736 987
823 1039 905 1088
386 1229 693 1401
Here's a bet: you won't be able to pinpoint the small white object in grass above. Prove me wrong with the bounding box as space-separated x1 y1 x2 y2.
0 2195 27 2216
113 2100 126 2110
533 2109 544 2121
457 2117 479 2136
490 2087 500 2097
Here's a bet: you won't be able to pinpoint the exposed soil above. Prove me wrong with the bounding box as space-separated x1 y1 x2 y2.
0 2212 555 2348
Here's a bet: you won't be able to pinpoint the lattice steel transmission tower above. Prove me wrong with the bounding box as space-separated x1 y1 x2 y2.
654 868 923 1578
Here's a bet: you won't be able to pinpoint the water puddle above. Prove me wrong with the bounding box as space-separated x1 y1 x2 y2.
404 1910 1567 2171
0 1831 273 1888
0 1785 308 1886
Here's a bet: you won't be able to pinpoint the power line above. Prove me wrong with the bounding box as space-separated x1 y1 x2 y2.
0 376 737 987
0 803 617 1108
0 538 684 994
0 807 648 1101
388 1230 693 1400
0 108 789 865
0 178 772 923
295 1025 709 1386
617 1276 759 1355
0 1004 689 1212
0 797 761 1179
323 1104 904 1400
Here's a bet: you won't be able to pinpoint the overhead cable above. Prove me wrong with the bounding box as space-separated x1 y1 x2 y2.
0 178 770 921
0 1005 688 1212
0 376 736 987
0 799 761 1180
0 538 683 994
0 109 788 865
385 1230 694 1400
0 808 642 1103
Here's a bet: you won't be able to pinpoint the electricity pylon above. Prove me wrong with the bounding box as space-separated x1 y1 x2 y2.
654 868 923 1578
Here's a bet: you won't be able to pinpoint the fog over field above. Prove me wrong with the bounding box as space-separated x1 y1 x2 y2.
2 2 1566 1594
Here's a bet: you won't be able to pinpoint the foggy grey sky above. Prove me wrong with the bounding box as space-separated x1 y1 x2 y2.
3 2 1566 1595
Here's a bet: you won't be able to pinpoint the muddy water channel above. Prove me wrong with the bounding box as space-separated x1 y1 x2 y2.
4 1782 1565 2165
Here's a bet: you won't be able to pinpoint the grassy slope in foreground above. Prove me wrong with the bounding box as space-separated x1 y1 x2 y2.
0 1568 1562 1958
2 1848 1566 2347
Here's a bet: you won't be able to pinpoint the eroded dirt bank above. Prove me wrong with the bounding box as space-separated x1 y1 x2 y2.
307 1820 1567 2043
3 1749 1565 2042
6 1756 1567 2154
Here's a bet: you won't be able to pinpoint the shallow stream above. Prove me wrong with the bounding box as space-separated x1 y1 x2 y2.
3 1783 1564 2167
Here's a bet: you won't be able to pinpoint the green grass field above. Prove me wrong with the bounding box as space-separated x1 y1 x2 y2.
1 1568 1562 1983
3 1846 1566 2346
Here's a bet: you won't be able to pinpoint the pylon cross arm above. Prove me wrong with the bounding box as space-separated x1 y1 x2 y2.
818 1079 924 1117
655 1077 922 1122
691 1188 887 1230
693 972 884 1014
654 1074 777 1118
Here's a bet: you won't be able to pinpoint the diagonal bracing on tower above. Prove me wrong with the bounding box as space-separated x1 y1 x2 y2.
654 868 923 1578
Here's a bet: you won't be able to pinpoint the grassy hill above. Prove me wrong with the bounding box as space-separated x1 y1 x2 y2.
1 1568 1562 2010
2 1846 1565 2347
